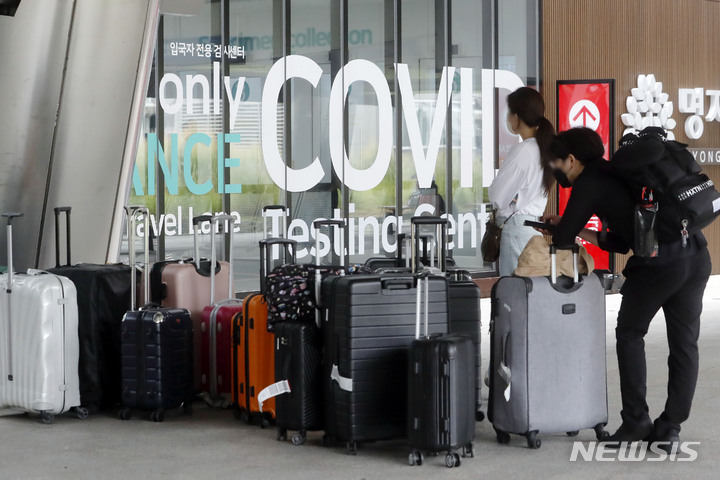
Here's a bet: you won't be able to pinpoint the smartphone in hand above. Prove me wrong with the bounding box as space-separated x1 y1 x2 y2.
523 220 556 233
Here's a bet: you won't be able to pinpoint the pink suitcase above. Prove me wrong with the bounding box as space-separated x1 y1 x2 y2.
200 214 242 407
144 215 232 392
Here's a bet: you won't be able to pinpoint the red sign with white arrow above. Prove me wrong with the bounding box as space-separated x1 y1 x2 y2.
556 80 615 271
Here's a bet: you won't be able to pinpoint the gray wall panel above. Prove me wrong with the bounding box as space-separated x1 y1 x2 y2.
0 0 74 269
38 0 159 268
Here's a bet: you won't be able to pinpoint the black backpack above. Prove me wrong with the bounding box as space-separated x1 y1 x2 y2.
611 127 720 244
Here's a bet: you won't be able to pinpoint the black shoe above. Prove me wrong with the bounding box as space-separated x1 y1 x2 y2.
645 420 680 455
604 420 653 448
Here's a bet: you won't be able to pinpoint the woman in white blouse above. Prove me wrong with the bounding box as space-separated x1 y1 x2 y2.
489 87 555 276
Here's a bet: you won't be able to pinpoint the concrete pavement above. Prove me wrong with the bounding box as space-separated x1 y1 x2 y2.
2 276 720 480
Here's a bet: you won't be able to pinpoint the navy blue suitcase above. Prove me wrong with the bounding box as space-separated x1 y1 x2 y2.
119 307 194 421
118 207 194 422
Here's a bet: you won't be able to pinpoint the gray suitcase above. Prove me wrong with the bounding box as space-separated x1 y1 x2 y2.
488 244 609 449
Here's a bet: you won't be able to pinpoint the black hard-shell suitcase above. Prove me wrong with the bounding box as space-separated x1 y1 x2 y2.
118 207 194 422
406 217 484 422
274 322 324 445
407 274 475 468
321 273 449 454
48 206 134 411
447 269 483 422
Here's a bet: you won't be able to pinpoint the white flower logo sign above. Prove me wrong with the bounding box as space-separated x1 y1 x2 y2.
621 74 676 140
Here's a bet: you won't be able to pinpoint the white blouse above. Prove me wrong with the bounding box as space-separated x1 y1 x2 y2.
488 137 548 219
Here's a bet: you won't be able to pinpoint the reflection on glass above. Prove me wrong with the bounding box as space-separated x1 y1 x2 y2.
122 0 541 290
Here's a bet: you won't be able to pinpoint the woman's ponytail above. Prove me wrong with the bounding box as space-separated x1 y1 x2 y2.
506 87 556 194
535 116 556 194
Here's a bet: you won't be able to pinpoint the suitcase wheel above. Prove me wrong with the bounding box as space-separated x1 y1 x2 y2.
495 428 511 445
260 416 271 429
39 411 54 425
118 408 132 421
594 423 610 441
462 443 474 458
242 410 252 425
277 428 287 442
291 431 306 446
74 407 89 420
475 411 485 422
408 450 423 467
444 452 461 468
233 406 244 421
566 431 579 437
526 431 541 449
346 442 357 455
150 409 165 423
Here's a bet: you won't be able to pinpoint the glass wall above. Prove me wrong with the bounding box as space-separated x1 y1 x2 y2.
127 0 541 293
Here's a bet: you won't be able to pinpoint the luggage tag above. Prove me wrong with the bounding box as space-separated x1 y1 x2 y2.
257 380 291 412
498 330 512 401
497 363 511 402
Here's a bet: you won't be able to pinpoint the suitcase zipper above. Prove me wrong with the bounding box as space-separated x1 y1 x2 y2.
137 310 146 410
244 296 252 411
210 307 218 398
58 277 67 414
232 313 240 404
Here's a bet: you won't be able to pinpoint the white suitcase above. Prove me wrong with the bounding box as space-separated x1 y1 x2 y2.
0 212 83 423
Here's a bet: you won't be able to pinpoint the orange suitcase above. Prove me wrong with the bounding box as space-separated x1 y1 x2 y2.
231 236 296 427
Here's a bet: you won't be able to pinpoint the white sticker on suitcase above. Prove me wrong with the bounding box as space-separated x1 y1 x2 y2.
330 364 353 392
257 380 291 412
498 362 512 401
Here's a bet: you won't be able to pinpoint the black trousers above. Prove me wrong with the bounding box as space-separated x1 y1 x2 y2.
616 247 711 433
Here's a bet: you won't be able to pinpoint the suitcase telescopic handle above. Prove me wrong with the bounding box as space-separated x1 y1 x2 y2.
414 272 431 340
210 214 238 304
2 212 22 381
2 212 23 291
258 238 297 294
397 232 432 268
125 206 150 312
312 220 346 268
53 206 72 268
262 205 287 240
550 244 580 285
192 215 213 271
410 216 448 274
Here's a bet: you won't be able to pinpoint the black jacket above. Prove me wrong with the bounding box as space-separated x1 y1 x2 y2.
552 161 706 269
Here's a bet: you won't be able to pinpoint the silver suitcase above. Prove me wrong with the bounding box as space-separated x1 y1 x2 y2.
488 244 609 448
0 213 83 423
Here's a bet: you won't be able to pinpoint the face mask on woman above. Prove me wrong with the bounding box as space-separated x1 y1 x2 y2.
506 113 517 135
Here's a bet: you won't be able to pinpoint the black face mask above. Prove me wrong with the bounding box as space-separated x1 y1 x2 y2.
553 168 572 188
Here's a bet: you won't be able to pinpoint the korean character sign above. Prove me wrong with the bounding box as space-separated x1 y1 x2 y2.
204 44 212 57
214 44 222 59
679 88 720 140
178 42 187 56
169 42 178 56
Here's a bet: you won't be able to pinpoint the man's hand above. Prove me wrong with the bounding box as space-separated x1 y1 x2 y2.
535 214 561 235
